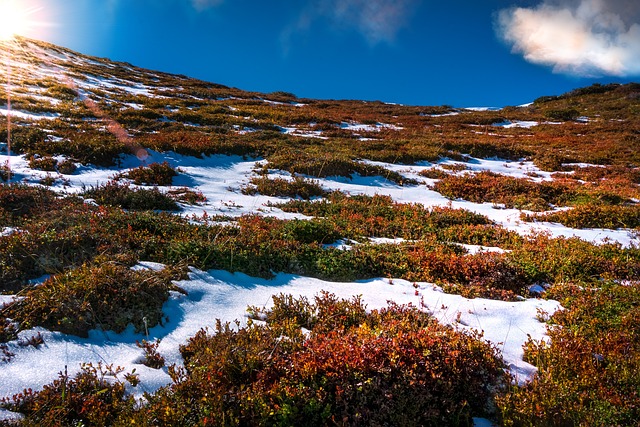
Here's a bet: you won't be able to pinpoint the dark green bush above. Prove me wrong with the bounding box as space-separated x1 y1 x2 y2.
433 171 571 210
267 151 416 185
57 159 77 175
499 282 640 426
28 156 57 172
0 165 9 182
45 83 78 101
419 168 449 179
524 204 640 229
84 181 180 211
6 261 185 337
280 219 341 244
122 161 178 186
242 175 328 199
166 187 207 205
532 153 568 172
508 235 640 284
0 183 59 224
3 126 124 167
0 127 47 154
544 108 580 121
0 317 17 344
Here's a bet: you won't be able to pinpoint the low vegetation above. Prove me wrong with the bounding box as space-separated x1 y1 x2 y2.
3 295 507 426
120 161 179 186
524 203 640 229
1 37 640 425
242 175 328 199
6 261 186 337
433 171 633 211
83 181 181 211
498 282 640 426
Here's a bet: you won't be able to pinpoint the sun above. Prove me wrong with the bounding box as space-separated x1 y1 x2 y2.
0 0 35 41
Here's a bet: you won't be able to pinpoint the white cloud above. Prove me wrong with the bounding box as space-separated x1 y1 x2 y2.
497 0 640 77
282 0 419 51
324 0 419 45
191 0 224 11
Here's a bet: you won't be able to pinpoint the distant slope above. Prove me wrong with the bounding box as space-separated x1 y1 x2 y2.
0 36 638 171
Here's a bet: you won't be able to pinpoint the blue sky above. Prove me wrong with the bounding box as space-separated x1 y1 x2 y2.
16 0 640 106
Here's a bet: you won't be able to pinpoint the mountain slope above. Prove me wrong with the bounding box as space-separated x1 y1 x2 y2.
1 36 639 169
1 37 640 426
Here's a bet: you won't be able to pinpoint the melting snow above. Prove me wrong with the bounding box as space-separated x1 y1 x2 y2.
0 268 561 402
0 227 15 237
340 122 403 132
492 120 539 129
0 42 634 416
280 126 327 139
0 108 60 121
465 107 502 111
458 244 508 255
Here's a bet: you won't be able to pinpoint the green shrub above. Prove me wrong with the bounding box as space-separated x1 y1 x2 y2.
242 175 328 199
123 161 178 186
83 181 180 211
38 175 57 186
277 193 492 241
45 83 78 101
565 83 620 97
440 163 469 172
0 127 47 154
0 201 193 292
267 151 416 185
28 156 58 172
0 164 9 182
498 282 640 426
0 317 17 344
0 183 59 224
280 219 341 244
533 95 560 104
140 130 260 158
524 204 640 229
6 261 186 337
419 168 449 179
438 224 523 249
4 126 124 167
433 171 576 209
507 235 640 284
544 108 581 121
167 187 207 205
57 159 77 175
532 153 568 172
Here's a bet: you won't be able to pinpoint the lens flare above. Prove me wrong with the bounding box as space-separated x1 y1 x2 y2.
0 0 40 41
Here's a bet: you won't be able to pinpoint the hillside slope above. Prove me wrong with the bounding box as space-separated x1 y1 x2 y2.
1 37 640 426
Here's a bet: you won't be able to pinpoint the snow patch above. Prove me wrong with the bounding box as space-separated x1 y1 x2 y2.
492 120 539 129
0 108 60 121
0 268 561 400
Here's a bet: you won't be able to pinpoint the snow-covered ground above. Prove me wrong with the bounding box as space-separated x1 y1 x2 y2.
0 268 559 400
0 107 60 121
3 149 636 246
2 146 637 413
1 39 637 426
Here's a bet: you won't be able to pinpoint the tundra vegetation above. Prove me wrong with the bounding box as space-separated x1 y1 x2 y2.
0 37 639 426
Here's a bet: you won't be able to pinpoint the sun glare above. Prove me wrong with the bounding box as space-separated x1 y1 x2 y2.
0 0 35 41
